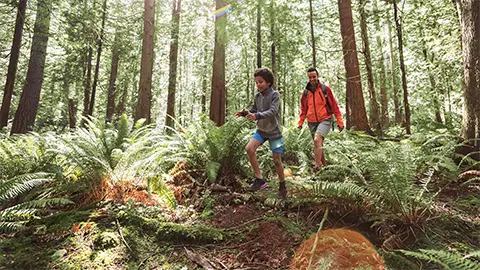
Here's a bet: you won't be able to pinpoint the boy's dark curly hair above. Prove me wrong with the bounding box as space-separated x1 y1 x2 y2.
254 67 275 86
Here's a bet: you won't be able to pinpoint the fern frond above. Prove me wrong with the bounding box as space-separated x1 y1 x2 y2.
400 249 480 270
0 173 53 202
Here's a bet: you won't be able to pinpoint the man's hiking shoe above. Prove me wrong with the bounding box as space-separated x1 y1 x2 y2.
278 182 287 200
250 178 267 191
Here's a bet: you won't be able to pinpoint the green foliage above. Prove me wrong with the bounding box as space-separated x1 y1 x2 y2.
400 249 480 270
0 172 73 233
171 115 252 182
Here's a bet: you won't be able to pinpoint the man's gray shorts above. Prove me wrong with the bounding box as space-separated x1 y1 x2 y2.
308 119 332 137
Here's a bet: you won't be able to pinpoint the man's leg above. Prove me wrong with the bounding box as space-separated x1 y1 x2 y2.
245 138 263 179
313 134 325 168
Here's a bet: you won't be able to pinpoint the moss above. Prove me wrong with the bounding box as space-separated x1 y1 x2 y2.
118 211 225 243
0 236 54 269
94 231 120 250
31 210 93 233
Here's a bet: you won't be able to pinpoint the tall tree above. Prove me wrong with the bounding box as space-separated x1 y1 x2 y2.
256 0 262 68
106 30 120 123
393 0 411 134
88 0 107 117
11 0 53 134
82 47 93 119
0 0 27 128
338 0 370 132
309 0 317 67
359 0 381 132
387 11 401 124
135 0 155 123
373 0 389 127
210 0 227 126
165 0 182 130
456 0 480 147
270 0 276 88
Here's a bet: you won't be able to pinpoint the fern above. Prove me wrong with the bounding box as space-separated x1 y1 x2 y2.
0 173 73 233
400 249 480 270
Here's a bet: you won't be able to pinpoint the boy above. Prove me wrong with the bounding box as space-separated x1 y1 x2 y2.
235 67 286 199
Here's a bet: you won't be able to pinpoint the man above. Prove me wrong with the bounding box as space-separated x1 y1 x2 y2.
298 67 344 171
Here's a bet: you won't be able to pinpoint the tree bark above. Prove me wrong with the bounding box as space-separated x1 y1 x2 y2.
388 11 401 124
0 0 27 128
309 0 316 68
88 0 107 117
209 0 227 126
338 0 370 132
457 0 480 147
11 0 52 134
82 47 93 119
165 0 181 130
106 38 119 123
68 98 76 129
270 0 276 89
393 1 411 134
256 0 262 68
373 0 389 127
135 0 155 123
359 0 381 133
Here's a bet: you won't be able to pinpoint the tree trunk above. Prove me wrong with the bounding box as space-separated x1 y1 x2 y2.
393 1 411 134
373 0 389 127
11 0 52 134
68 98 76 129
359 0 381 133
338 0 370 132
457 0 480 148
135 0 155 123
256 0 262 68
388 12 401 125
82 47 93 119
422 48 443 123
0 0 27 128
209 0 227 126
270 0 276 89
309 0 316 68
88 0 107 117
106 41 119 123
165 0 181 130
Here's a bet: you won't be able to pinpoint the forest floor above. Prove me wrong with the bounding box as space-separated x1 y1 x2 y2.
0 171 479 270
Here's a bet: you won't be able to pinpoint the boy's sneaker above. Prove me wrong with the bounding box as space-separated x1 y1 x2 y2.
278 182 287 200
250 178 267 191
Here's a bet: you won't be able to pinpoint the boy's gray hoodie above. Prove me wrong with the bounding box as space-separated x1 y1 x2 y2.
247 87 282 140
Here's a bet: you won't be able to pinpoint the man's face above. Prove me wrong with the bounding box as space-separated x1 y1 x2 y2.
307 71 319 87
255 76 270 92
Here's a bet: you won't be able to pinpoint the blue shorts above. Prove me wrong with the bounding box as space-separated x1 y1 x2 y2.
252 131 284 154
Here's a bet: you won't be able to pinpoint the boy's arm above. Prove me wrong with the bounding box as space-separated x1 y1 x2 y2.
235 101 257 117
297 92 308 128
327 87 344 128
254 92 279 120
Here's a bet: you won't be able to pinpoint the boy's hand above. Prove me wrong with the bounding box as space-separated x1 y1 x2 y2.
338 125 344 132
297 125 302 130
246 112 257 121
235 109 248 117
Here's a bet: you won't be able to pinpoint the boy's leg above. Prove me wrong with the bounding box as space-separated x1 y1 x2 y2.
245 138 263 179
272 153 285 183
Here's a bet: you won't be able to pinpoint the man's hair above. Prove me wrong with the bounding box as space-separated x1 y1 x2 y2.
254 67 275 86
307 67 319 75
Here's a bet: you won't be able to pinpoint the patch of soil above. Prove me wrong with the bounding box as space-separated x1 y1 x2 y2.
213 205 260 229
234 221 295 269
